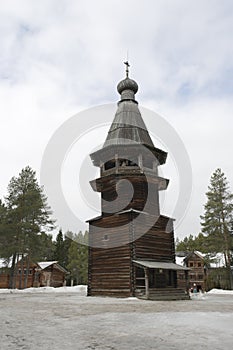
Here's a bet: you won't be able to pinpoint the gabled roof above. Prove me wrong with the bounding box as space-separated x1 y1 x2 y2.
37 261 58 269
184 250 205 262
0 258 68 273
37 261 67 273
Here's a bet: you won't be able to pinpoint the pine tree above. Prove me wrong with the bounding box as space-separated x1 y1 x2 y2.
200 168 233 288
63 233 73 268
67 241 80 286
176 233 210 254
3 166 55 288
176 234 196 252
67 231 88 285
34 232 55 261
53 230 73 268
53 229 65 265
0 200 9 256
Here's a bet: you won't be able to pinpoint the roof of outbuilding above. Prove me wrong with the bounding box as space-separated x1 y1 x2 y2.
184 250 205 262
37 261 58 269
37 261 68 273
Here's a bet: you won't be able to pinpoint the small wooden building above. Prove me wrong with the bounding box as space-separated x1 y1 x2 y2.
176 251 206 291
0 257 67 289
0 259 10 288
184 251 206 291
36 261 68 288
88 65 189 300
0 257 38 289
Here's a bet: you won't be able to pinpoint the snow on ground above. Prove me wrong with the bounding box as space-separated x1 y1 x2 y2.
0 285 87 295
207 288 233 295
0 287 233 350
1 285 233 295
190 288 233 299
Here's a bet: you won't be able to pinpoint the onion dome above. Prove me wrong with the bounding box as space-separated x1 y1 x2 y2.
117 61 139 102
117 78 138 95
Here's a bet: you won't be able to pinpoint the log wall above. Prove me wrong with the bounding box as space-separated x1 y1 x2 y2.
0 273 9 288
134 215 175 262
88 214 133 297
88 213 175 297
100 174 160 217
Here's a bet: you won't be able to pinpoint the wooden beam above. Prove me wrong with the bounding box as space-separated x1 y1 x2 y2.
144 267 149 299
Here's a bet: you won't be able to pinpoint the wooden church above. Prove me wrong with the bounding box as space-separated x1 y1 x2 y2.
87 63 189 300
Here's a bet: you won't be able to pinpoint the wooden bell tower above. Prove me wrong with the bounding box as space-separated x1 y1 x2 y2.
87 64 189 300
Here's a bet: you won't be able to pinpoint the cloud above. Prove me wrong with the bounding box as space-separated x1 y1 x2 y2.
0 0 232 238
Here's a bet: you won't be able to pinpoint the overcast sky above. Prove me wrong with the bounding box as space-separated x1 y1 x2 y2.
1 0 233 239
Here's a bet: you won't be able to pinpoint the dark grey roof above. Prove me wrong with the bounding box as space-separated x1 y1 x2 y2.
103 100 155 148
90 75 167 166
133 260 190 271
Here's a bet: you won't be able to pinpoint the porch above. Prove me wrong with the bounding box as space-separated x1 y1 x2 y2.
133 260 190 300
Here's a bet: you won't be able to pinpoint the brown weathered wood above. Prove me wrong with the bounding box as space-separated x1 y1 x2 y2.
87 73 189 299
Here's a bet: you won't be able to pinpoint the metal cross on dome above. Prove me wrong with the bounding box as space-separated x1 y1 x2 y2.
124 61 130 78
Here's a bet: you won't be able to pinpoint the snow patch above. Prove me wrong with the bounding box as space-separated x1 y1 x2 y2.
0 285 87 295
207 288 233 295
37 261 58 269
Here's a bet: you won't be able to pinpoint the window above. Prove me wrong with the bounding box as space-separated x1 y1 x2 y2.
198 274 203 280
136 267 144 278
119 158 137 167
189 262 194 267
198 262 202 267
136 267 145 287
105 160 115 170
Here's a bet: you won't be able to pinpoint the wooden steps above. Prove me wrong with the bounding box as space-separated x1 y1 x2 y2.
135 288 190 301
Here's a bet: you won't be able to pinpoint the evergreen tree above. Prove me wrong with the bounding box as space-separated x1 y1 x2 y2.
34 232 55 261
0 200 9 256
63 232 74 268
2 166 55 288
67 231 88 285
175 234 195 252
175 233 209 254
53 229 65 264
200 168 233 288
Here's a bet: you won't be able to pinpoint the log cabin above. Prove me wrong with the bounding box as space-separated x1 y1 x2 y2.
0 257 67 289
87 63 189 300
36 261 68 288
176 251 230 292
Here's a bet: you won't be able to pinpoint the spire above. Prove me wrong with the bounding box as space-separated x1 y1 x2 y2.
89 65 167 167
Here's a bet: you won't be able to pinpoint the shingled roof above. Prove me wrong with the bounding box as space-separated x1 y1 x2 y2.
103 100 155 148
90 73 167 166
